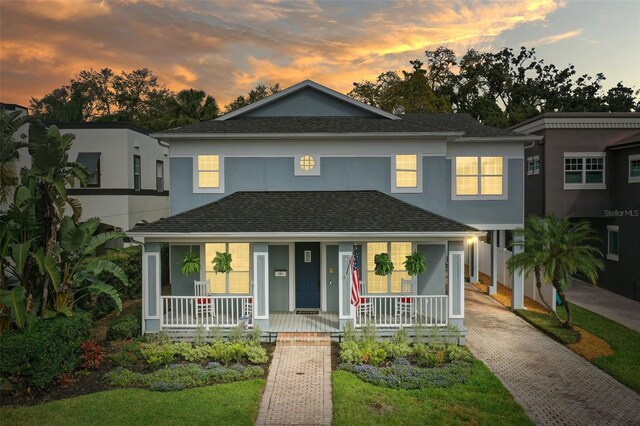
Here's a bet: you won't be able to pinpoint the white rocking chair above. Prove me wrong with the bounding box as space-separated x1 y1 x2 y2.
194 280 214 321
395 279 416 319
357 281 374 317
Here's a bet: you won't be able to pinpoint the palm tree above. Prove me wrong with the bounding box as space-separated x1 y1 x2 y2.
0 109 33 204
508 216 603 329
166 89 219 128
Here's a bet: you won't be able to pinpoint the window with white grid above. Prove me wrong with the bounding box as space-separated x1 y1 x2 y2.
563 153 605 188
455 156 503 196
198 155 220 188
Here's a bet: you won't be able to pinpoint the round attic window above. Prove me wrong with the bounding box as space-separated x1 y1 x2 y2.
299 155 315 171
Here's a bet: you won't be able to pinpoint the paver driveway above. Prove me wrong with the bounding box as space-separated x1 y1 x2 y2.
465 284 640 426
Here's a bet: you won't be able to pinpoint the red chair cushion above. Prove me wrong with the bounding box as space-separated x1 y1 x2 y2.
248 298 253 303
400 297 413 303
360 297 367 304
196 298 212 304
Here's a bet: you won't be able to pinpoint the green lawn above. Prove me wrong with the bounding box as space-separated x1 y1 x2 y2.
515 309 581 344
1 379 265 426
558 304 640 392
333 360 533 426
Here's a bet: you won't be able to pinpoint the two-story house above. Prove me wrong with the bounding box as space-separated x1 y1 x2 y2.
1 102 171 243
128 80 539 339
512 113 640 301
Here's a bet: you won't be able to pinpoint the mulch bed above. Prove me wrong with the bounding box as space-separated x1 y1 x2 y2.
473 273 614 361
1 340 277 408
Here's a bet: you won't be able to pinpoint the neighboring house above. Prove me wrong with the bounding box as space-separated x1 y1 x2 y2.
0 103 171 239
128 80 539 338
512 113 640 301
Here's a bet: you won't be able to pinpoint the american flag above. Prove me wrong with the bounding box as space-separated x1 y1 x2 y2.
349 245 361 307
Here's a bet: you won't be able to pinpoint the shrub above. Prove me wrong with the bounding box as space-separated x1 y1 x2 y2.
139 343 176 368
82 247 142 318
105 363 264 391
341 361 472 390
245 345 268 364
80 340 105 369
446 345 473 363
0 312 92 390
106 312 141 341
109 341 144 368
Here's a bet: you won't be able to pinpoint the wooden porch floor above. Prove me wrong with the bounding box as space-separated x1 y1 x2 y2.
270 311 340 333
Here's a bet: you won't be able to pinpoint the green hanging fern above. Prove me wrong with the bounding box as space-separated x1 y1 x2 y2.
404 251 426 276
180 250 200 275
212 251 233 274
374 253 394 276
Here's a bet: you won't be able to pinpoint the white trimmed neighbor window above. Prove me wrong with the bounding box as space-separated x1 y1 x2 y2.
392 154 421 193
607 225 619 261
527 156 540 175
563 152 605 189
454 156 504 198
204 243 250 294
629 154 640 183
365 242 412 294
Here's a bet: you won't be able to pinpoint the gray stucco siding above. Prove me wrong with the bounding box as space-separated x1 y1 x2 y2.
417 244 446 295
326 245 340 311
170 245 200 296
268 245 290 311
243 87 377 118
170 156 523 226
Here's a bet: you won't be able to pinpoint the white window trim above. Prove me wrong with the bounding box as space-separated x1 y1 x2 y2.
451 156 508 201
533 155 540 175
563 152 606 190
391 154 423 193
607 225 619 261
527 156 533 176
448 251 465 319
294 153 321 176
142 252 161 320
629 154 640 184
193 155 225 193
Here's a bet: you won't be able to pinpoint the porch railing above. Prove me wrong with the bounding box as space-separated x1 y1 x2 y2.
161 296 253 328
354 295 448 328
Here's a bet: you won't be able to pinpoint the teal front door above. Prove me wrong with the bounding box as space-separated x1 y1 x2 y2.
295 242 320 308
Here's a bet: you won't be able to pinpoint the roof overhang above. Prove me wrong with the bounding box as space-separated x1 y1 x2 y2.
452 136 543 143
127 230 485 243
150 131 465 140
511 115 640 134
215 80 401 121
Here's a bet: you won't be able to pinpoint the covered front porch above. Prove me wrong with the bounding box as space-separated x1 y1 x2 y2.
130 191 477 338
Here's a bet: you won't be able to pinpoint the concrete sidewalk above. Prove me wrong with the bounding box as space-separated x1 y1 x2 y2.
465 284 640 426
566 277 640 333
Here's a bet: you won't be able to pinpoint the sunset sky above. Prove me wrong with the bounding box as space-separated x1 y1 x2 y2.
1 0 639 108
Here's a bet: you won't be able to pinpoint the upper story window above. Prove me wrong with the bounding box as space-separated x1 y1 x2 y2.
204 243 250 294
563 152 605 189
527 156 540 175
392 154 421 193
299 155 315 171
133 155 141 191
454 156 504 198
156 160 164 192
607 225 619 261
76 152 101 188
198 155 220 188
365 242 412 294
629 154 640 183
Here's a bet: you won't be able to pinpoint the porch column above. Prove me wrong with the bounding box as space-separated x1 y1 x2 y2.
448 241 465 331
489 230 498 295
142 242 161 333
338 242 354 330
470 237 479 283
511 233 524 310
252 243 269 331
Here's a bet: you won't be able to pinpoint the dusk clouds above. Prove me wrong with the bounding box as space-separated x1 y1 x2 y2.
1 0 638 107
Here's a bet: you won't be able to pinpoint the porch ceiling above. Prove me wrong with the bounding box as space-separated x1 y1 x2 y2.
129 190 478 235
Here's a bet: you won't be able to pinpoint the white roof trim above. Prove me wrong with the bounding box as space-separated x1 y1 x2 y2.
215 80 401 121
150 131 464 140
452 136 543 143
128 231 484 241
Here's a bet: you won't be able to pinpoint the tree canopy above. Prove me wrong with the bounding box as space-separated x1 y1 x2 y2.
350 46 639 127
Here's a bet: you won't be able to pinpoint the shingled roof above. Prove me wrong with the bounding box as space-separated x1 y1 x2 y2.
129 191 477 234
400 113 529 138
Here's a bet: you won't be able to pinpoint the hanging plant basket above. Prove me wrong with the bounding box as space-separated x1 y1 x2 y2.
374 253 394 276
180 250 200 275
404 251 426 276
212 252 233 274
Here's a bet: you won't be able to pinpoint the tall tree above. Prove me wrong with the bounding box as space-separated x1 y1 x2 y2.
507 216 604 329
224 83 280 113
0 109 33 204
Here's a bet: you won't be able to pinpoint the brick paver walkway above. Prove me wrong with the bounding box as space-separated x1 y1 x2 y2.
465 284 640 426
566 277 640 333
256 333 332 425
